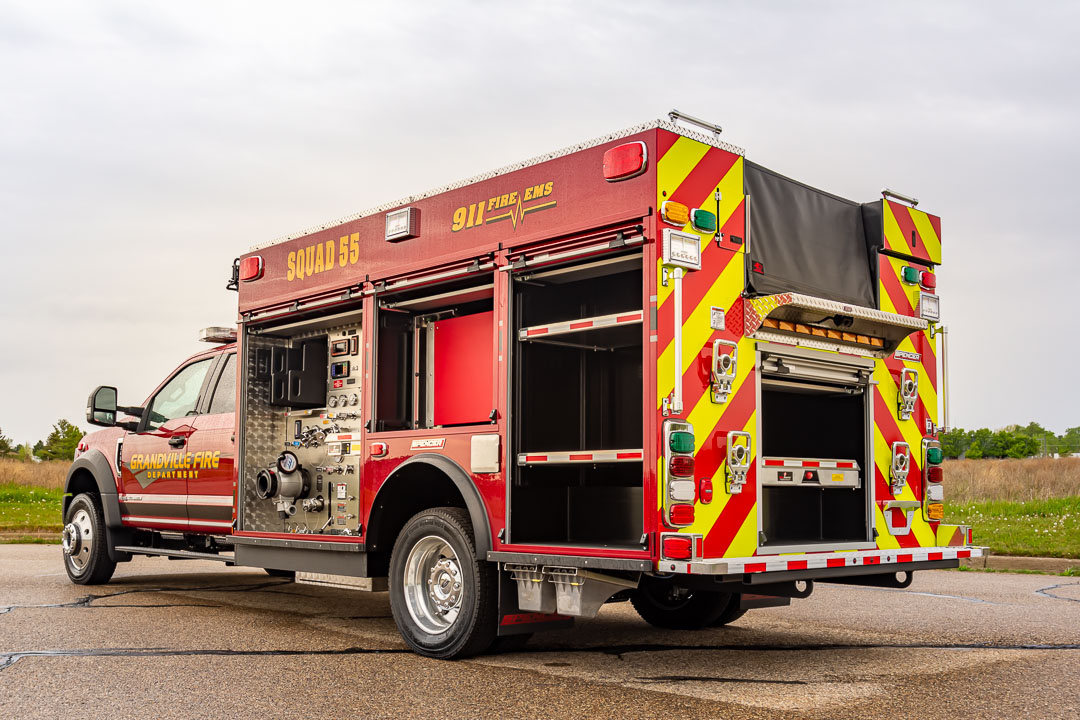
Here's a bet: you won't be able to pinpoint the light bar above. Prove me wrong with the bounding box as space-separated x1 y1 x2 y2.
199 326 237 343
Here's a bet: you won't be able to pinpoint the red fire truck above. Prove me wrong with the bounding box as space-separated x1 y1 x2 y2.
64 112 981 658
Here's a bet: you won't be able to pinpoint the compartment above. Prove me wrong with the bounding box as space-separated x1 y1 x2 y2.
509 253 644 547
759 350 872 548
374 277 494 431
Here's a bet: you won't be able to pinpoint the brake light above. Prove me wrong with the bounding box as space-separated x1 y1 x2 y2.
669 503 695 525
602 141 648 181
239 256 264 282
662 535 693 560
919 271 937 291
968 528 974 544
669 455 695 477
926 465 943 483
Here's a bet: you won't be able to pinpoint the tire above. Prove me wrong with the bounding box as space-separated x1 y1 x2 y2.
388 507 497 659
630 578 732 630
264 568 296 579
711 594 747 627
62 493 116 585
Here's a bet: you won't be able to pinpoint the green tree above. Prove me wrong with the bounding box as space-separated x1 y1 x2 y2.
965 440 984 459
38 420 84 461
940 428 971 458
31 440 44 459
0 427 13 457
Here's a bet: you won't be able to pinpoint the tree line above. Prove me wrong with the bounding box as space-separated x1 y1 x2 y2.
0 420 84 462
940 422 1080 459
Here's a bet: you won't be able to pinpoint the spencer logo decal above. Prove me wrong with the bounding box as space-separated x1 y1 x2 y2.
452 181 556 232
129 450 223 485
287 234 362 282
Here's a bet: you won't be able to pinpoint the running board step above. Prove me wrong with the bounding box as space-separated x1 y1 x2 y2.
114 546 235 563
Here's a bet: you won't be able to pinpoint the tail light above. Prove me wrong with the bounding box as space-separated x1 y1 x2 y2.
602 141 647 181
919 271 937 291
663 420 696 528
923 438 945 521
662 534 693 560
669 504 695 525
926 466 943 483
669 455 695 476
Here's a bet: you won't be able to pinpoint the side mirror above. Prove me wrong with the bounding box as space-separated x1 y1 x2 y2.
87 386 118 426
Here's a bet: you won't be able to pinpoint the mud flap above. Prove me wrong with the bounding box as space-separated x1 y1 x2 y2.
496 565 574 636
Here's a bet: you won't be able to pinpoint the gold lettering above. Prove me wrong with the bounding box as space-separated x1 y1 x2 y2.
287 251 296 281
314 242 324 274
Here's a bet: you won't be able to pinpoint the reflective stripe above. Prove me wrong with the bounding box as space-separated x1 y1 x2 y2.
120 494 233 506
658 545 985 574
121 515 233 529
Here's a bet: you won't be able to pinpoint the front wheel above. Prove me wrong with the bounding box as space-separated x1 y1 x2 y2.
62 493 116 585
388 507 497 659
630 578 732 630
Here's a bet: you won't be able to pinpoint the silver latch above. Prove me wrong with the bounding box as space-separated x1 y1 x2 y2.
897 368 918 421
710 339 738 404
890 441 911 496
726 431 752 495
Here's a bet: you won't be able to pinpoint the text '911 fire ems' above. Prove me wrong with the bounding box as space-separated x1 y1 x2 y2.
64 111 980 658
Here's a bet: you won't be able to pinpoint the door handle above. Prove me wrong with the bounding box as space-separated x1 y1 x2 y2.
169 436 187 448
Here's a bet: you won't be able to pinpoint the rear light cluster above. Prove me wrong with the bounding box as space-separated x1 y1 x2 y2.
923 439 945 520
663 420 696 528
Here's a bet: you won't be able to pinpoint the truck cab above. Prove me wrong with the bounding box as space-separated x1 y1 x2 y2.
62 329 237 583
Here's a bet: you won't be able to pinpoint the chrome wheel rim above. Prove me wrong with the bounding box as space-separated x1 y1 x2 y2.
403 535 463 635
63 509 94 574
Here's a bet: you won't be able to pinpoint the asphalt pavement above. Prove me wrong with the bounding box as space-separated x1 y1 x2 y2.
1 545 1077 719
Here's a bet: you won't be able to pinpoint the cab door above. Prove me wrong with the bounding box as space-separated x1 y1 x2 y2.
119 356 216 530
186 351 237 533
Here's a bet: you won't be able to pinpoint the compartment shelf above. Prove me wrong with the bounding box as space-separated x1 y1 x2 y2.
517 449 643 465
518 310 643 341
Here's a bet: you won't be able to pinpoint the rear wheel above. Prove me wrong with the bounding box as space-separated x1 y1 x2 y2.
389 507 497 659
630 578 732 630
62 493 116 585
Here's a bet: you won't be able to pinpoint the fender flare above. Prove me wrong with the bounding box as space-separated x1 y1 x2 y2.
368 453 493 555
64 450 123 528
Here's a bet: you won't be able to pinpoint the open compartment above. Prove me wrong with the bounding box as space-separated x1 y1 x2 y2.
374 276 495 431
757 346 873 548
509 253 644 547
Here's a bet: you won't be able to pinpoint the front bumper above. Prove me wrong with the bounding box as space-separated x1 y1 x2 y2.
658 545 985 575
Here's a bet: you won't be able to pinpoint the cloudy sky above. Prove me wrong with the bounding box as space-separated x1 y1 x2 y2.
1 1 1077 445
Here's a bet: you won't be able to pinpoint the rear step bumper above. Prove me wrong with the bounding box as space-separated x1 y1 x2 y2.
659 545 985 575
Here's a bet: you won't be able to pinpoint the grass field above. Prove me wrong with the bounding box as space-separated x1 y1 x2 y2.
0 484 63 533
1 457 1078 557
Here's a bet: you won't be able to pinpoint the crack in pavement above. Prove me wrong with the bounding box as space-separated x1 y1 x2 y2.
521 640 1080 660
0 579 293 617
0 646 410 671
1035 581 1080 604
634 675 807 685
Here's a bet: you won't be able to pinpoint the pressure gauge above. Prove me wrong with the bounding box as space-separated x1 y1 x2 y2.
328 395 339 408
277 451 299 474
350 393 359 406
